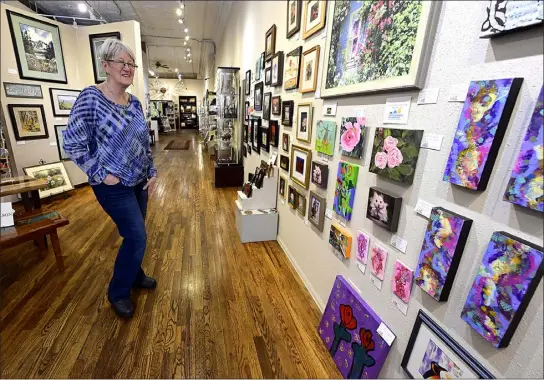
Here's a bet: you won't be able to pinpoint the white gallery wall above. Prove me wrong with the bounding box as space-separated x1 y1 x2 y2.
148 78 205 102
216 1 543 378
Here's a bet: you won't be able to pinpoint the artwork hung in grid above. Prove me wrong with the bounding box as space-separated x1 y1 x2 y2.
280 155 290 171
300 46 320 93
260 126 270 153
54 125 69 161
282 133 290 152
415 207 473 302
356 230 370 265
254 82 264 111
269 120 279 147
284 46 302 90
311 161 329 189
302 0 327 39
272 96 282 115
286 0 302 39
333 162 359 221
329 224 352 259
504 86 543 212
443 78 523 191
263 92 272 120
369 127 424 184
282 100 294 126
288 185 298 209
290 145 312 188
297 191 306 216
271 51 284 86
392 260 414 304
8 104 49 141
296 102 313 142
309 191 326 232
315 120 337 156
279 177 286 198
370 245 388 281
461 231 543 348
318 275 395 379
265 24 276 61
340 117 366 159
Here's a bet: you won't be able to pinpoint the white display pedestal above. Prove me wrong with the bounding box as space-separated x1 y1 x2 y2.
236 174 277 211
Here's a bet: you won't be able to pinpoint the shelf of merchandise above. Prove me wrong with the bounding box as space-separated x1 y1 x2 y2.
179 95 198 129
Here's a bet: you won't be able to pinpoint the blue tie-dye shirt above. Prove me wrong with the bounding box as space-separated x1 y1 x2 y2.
63 86 157 186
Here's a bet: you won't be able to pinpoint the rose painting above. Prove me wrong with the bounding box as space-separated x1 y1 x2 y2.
370 245 388 280
356 230 370 265
333 162 359 221
392 260 414 303
340 116 366 159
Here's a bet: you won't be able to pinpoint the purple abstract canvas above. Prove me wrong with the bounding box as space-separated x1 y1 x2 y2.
318 275 394 378
504 86 544 212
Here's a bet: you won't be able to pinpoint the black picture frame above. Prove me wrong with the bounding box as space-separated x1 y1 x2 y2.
3 83 43 99
269 120 279 147
54 124 70 161
280 155 290 171
260 125 270 153
271 51 284 87
261 52 265 69
284 46 302 90
8 104 49 141
265 24 277 61
251 118 261 153
265 67 272 86
401 310 495 379
245 70 251 95
254 82 264 111
271 96 282 115
282 100 294 126
89 32 121 84
247 143 252 156
286 0 302 39
282 133 290 152
49 87 81 117
366 186 402 232
279 176 286 198
263 92 272 120
244 123 249 143
311 161 329 189
245 100 250 123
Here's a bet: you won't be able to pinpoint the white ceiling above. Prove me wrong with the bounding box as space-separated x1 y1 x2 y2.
28 0 231 79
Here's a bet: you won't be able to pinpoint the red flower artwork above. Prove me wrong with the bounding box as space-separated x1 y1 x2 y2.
339 304 357 330
360 328 375 351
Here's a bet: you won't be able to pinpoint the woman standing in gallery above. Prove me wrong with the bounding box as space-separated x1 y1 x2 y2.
63 39 157 318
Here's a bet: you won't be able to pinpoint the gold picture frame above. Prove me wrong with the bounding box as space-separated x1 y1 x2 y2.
290 144 312 189
302 0 327 39
300 45 320 93
296 102 313 143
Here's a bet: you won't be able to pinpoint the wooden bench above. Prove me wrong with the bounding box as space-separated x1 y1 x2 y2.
0 210 69 271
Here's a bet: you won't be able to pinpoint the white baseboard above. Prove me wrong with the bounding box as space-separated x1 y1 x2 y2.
277 237 325 312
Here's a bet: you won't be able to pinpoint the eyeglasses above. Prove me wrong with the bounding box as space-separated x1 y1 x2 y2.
106 60 138 69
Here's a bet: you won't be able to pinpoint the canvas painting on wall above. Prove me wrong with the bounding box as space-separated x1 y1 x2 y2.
315 120 337 156
415 207 473 302
392 260 414 304
356 230 370 265
329 224 352 259
370 245 388 281
369 128 424 184
321 2 439 97
481 0 544 38
284 46 302 90
340 116 366 159
24 161 73 198
443 78 523 191
311 161 329 189
461 231 543 348
333 162 359 221
366 187 402 233
8 104 49 141
89 32 121 83
318 275 395 379
504 86 543 212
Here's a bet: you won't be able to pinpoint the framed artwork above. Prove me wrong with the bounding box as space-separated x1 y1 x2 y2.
302 0 327 39
271 51 284 86
263 92 272 120
356 230 370 265
415 207 473 302
8 104 49 141
247 143 252 156
279 177 286 198
288 185 298 208
282 133 290 152
248 117 253 143
504 86 543 212
370 245 388 281
251 118 261 152
282 100 294 126
321 2 440 97
461 231 543 348
369 127 424 184
296 102 313 142
265 67 272 86
392 260 414 304
297 191 307 216
254 82 264 111
366 187 402 233
265 24 277 61
443 78 523 191
311 161 329 189
49 88 81 117
284 46 302 90
243 145 247 158
324 102 337 116
309 191 326 231
315 120 336 156
89 32 121 84
260 126 270 153
290 145 312 189
329 224 352 259
319 275 395 379
340 116 366 159
333 162 359 221
245 101 250 123
54 125 70 161
272 96 282 115
261 52 265 69
402 310 495 379
245 70 251 95
255 55 262 80
280 155 290 171
286 0 302 38
3 83 42 98
300 45 320 93
481 0 544 38
269 120 279 147
23 161 73 198
6 10 67 84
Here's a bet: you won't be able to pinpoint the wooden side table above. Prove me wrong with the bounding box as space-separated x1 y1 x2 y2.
0 176 47 212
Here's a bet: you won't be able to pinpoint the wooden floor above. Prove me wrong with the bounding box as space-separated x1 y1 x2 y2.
0 131 340 379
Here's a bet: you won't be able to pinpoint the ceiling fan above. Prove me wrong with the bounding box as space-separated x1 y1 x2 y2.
154 61 170 70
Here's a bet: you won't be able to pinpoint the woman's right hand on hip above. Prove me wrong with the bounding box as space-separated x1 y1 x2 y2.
104 174 120 185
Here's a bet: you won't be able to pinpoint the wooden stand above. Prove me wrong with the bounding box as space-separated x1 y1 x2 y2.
214 162 244 188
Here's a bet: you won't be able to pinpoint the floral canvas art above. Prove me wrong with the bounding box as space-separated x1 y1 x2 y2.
340 117 366 159
504 86 543 212
315 120 337 156
415 208 473 302
318 276 395 379
461 231 543 348
370 245 388 281
356 231 370 265
443 78 523 191
369 128 423 184
334 162 359 221
392 260 414 304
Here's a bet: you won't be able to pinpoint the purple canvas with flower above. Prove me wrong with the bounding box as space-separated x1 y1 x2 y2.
369 128 423 184
340 116 366 159
318 275 394 378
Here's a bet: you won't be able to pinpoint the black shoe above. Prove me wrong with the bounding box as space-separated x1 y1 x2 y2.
108 296 135 318
133 274 157 289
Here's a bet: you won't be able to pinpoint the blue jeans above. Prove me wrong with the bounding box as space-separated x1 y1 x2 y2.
92 181 149 301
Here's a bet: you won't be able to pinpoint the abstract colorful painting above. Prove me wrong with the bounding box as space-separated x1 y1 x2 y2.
418 340 462 378
334 162 359 221
415 208 473 302
392 260 414 304
370 245 388 281
356 230 370 265
443 78 523 191
369 127 423 184
340 116 366 159
315 120 337 156
318 275 395 379
329 224 352 259
504 86 543 212
461 231 543 348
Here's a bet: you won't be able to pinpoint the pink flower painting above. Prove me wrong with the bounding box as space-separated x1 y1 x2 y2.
392 260 414 303
356 231 370 264
374 152 388 169
340 117 366 159
370 245 388 280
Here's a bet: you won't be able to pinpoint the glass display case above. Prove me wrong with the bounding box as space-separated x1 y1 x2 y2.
215 67 240 164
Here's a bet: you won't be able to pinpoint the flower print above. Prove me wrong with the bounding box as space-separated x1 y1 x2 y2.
387 147 403 168
359 328 375 351
374 152 388 169
383 136 398 152
341 122 361 152
339 304 357 329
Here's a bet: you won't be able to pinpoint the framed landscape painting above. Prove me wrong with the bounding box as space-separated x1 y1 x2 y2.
290 145 312 189
329 224 352 259
49 88 81 117
315 120 336 156
286 0 302 38
333 162 359 221
8 104 49 141
24 161 73 198
6 10 67 84
89 32 121 84
320 1 440 97
284 46 302 90
340 116 366 159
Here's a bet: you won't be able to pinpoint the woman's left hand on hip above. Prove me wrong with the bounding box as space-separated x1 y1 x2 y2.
143 176 157 192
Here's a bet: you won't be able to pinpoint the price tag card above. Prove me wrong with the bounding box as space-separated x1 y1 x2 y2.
338 218 347 228
49 142 57 146
417 88 439 104
315 89 321 99
16 141 26 145
320 153 329 163
55 117 63 121
448 83 469 102
8 68 17 75
371 276 383 290
357 262 366 274
377 322 396 346
281 199 285 205
383 96 411 124
325 209 333 219
414 199 434 218
421 133 444 151
392 295 409 315
390 235 407 253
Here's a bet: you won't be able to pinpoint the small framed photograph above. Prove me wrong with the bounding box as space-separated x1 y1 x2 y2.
279 176 286 198
54 125 70 161
280 155 290 171
271 51 284 86
282 100 294 126
245 100 250 123
296 102 312 143
272 96 282 115
290 144 312 189
309 191 326 231
251 118 261 152
284 46 302 90
260 125 270 153
255 55 262 80
49 88 81 117
245 70 251 95
89 32 121 83
366 187 402 232
265 24 276 61
282 133 290 152
23 161 73 198
8 104 49 141
302 0 327 39
297 191 306 216
286 0 302 39
300 45 320 93
269 120 279 147
311 161 329 189
254 82 263 111
265 67 272 86
263 92 272 120
288 185 298 209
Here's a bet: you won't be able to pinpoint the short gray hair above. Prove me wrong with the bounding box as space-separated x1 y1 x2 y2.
99 38 136 63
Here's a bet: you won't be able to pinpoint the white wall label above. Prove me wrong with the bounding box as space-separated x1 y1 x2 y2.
348 278 361 295
49 142 57 146
377 322 396 346
304 218 309 226
414 199 434 218
281 199 285 205
325 209 333 219
339 218 347 228
417 88 439 104
320 153 328 163
55 117 63 121
315 89 321 99
371 276 383 290
16 141 26 145
8 68 17 75
390 235 407 253
357 262 366 274
421 133 444 150
383 96 411 124
392 296 409 315
448 83 469 102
